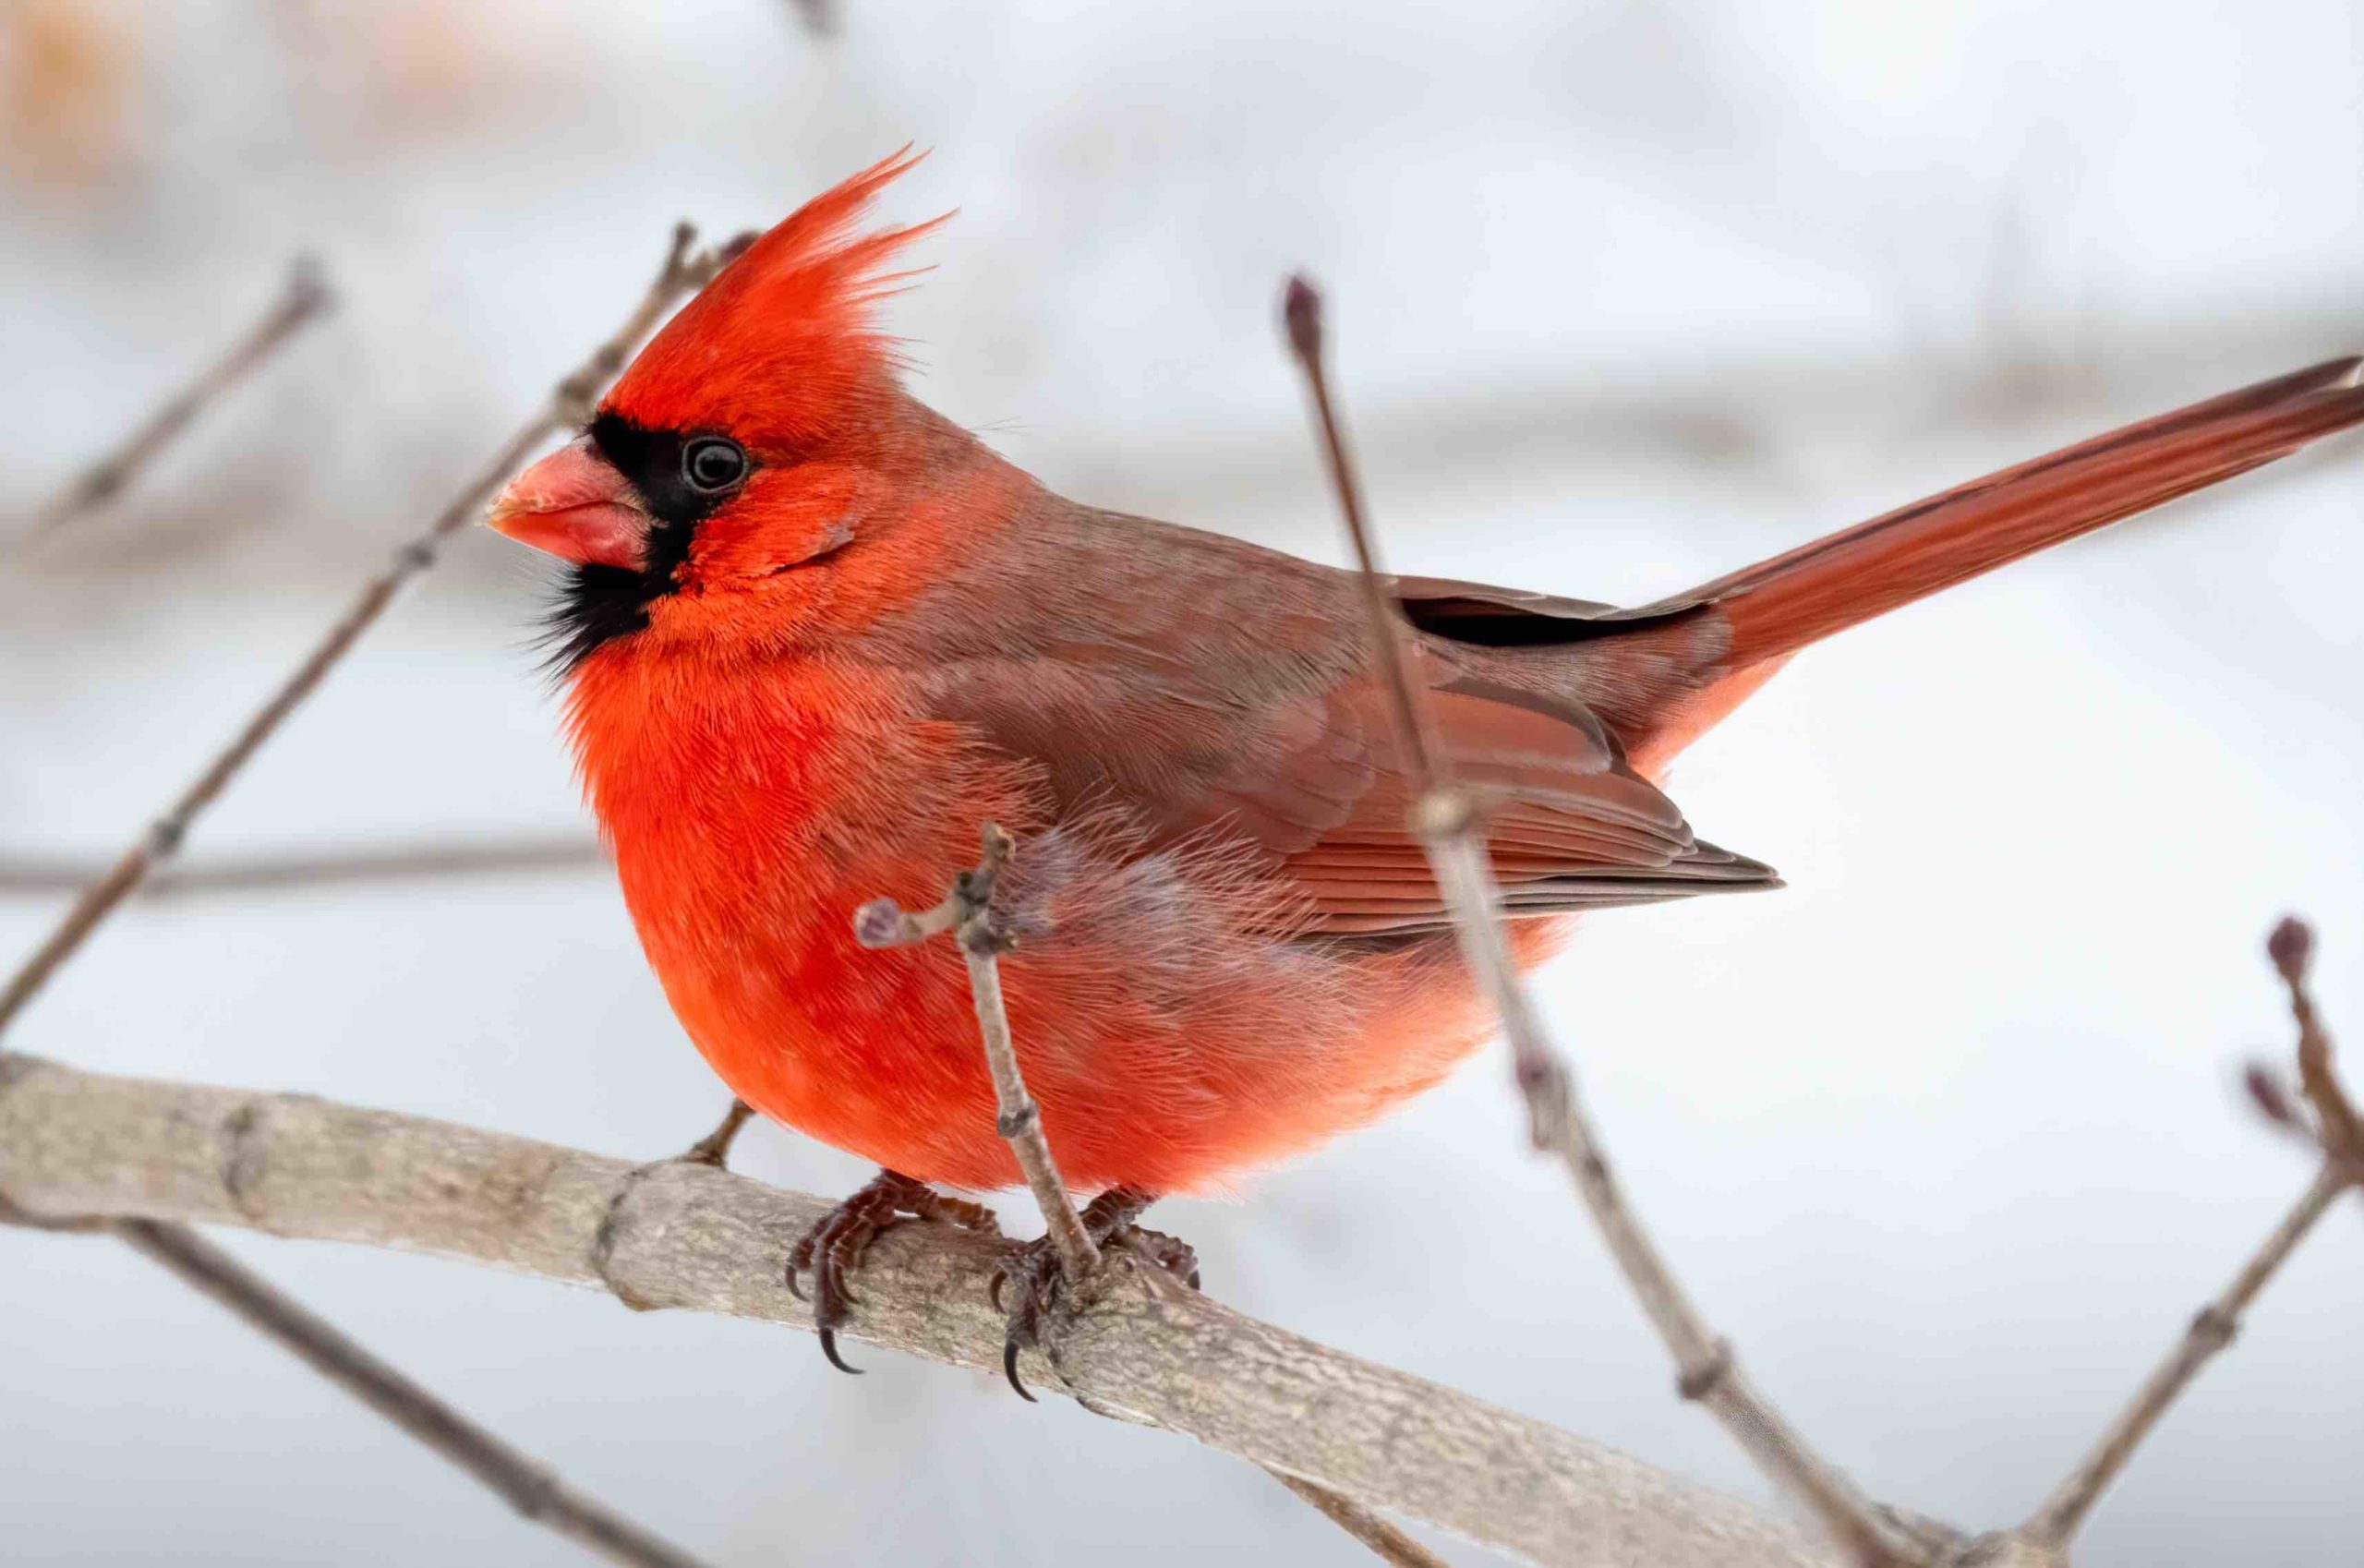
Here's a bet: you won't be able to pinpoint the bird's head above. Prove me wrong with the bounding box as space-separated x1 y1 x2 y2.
486 149 946 669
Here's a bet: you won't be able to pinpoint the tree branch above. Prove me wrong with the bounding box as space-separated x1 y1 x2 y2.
0 223 753 1568
0 1198 711 1568
859 826 1452 1563
2020 917 2362 1548
0 223 746 1042
1267 1470 1455 1568
16 256 333 549
2017 1165 2345 1551
2269 917 2364 1169
0 837 606 901
0 1054 1834 1568
1281 275 1914 1568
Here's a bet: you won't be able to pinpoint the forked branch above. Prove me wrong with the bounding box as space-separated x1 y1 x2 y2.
0 223 748 1041
0 224 755 1568
1282 273 1914 1568
853 828 1447 1568
2020 916 2361 1549
853 825 1100 1284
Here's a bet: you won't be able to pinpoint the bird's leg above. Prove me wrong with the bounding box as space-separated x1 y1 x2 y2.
989 1186 1200 1401
673 1097 754 1169
786 1168 1000 1373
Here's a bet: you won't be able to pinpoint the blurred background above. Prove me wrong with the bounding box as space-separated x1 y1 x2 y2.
4 1 2360 1562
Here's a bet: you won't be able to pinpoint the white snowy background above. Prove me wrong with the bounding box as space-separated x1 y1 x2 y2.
3 2 2359 1563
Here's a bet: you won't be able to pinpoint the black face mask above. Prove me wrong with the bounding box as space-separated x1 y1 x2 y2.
544 415 753 671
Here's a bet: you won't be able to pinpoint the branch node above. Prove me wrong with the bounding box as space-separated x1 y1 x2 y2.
1414 787 1482 842
2188 1305 2237 1350
660 221 699 283
850 897 919 948
959 913 1018 958
78 464 128 507
590 1165 666 1314
954 824 1017 910
2265 915 2313 983
1677 1339 1737 1403
2242 1062 2300 1128
218 1102 271 1221
1282 273 1324 365
995 1104 1040 1140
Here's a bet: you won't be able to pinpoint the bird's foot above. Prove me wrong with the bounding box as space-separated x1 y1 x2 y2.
786 1168 999 1373
989 1186 1200 1401
673 1098 754 1169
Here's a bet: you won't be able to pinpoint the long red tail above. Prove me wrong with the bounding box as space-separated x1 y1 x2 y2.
1606 356 2364 773
1671 355 2364 669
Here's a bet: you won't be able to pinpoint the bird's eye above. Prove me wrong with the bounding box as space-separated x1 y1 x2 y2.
682 437 748 495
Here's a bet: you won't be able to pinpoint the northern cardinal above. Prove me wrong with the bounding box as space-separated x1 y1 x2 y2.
488 151 2364 1374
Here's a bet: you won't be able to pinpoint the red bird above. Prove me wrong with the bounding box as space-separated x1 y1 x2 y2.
488 152 2364 1375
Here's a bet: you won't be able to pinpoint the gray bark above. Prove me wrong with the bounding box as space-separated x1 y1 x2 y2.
0 1052 1831 1568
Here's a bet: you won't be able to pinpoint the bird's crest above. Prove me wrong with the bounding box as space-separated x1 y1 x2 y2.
604 148 943 444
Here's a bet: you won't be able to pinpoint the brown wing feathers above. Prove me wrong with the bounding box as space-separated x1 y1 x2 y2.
910 356 2364 942
1274 681 1776 936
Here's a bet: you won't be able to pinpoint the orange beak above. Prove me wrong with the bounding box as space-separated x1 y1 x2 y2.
485 439 649 571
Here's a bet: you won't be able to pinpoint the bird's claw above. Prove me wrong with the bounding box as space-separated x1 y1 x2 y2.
786 1170 999 1373
989 1187 1199 1402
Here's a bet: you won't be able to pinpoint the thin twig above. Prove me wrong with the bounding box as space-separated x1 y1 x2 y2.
856 832 1453 1566
1282 273 1912 1568
852 825 1099 1285
952 826 1101 1284
0 837 605 900
0 223 748 1042
2019 1165 2345 1549
17 256 333 549
0 1055 1837 1568
677 1099 754 1170
0 223 751 1568
0 1203 711 1568
2269 917 2364 1165
1282 283 1443 784
1267 1470 1455 1568
2021 917 2362 1547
